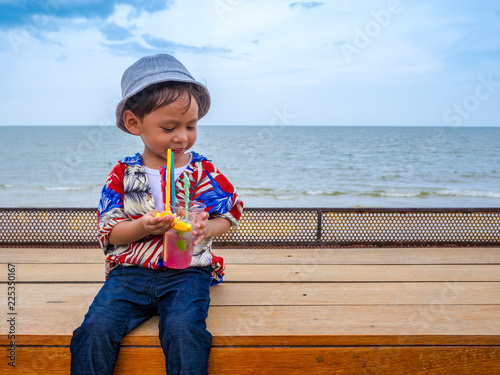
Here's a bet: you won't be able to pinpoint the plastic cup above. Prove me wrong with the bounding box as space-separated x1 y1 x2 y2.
164 200 206 269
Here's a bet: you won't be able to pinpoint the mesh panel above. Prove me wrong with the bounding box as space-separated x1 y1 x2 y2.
0 208 96 245
321 210 500 244
216 209 319 243
1 208 499 247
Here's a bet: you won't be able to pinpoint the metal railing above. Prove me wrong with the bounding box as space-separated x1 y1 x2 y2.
1 207 499 248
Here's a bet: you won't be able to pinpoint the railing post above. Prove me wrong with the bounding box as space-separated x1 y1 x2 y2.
316 210 323 244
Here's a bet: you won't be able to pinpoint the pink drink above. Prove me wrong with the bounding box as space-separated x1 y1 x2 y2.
164 201 206 269
165 229 195 268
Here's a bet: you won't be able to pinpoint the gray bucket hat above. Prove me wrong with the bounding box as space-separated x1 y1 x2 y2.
115 54 211 133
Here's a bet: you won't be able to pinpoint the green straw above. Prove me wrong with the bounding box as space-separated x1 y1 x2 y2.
183 174 190 223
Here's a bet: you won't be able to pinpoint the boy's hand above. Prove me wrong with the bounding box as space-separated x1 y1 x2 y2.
108 210 177 246
191 214 232 246
192 212 210 246
141 210 175 235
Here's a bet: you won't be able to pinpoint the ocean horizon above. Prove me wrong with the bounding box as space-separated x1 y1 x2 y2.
1 125 499 208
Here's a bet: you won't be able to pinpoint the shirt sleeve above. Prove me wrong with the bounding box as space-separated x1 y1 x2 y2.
97 163 130 254
191 160 243 228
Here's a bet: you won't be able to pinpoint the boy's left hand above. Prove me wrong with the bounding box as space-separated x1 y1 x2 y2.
192 212 210 246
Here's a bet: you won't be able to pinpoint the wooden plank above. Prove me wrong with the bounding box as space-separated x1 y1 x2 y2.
7 333 500 348
217 247 500 265
2 247 500 265
211 282 500 306
1 345 499 375
207 305 500 338
3 263 500 283
2 300 500 345
125 346 500 375
226 264 500 282
0 263 106 282
0 247 105 264
5 282 500 308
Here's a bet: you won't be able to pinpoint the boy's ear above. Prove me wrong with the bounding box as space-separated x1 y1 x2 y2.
123 110 141 135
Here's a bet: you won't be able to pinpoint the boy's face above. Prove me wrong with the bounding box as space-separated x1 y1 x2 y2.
126 94 199 169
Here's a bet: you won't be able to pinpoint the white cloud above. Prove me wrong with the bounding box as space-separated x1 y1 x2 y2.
0 0 499 126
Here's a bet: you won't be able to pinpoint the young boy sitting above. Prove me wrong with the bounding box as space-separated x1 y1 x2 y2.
70 54 243 375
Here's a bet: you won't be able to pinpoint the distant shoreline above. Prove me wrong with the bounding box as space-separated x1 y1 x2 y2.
1 124 499 128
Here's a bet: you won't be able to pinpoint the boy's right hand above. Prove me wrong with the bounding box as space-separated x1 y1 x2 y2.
141 210 175 235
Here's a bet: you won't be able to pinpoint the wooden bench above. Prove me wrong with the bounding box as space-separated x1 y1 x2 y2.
1 208 500 373
1 246 500 374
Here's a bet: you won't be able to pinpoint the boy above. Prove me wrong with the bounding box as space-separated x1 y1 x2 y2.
70 54 243 374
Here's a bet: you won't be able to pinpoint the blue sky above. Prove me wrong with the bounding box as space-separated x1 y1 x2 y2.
1 0 499 126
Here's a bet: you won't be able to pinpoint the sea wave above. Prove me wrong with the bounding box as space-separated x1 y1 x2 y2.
237 186 500 200
360 190 431 198
359 189 500 199
435 189 500 198
238 187 300 200
1 184 95 192
238 187 278 197
275 194 297 200
305 190 347 196
42 186 93 191
239 187 348 198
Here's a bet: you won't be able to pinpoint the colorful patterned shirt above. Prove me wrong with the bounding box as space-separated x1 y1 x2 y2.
97 151 243 284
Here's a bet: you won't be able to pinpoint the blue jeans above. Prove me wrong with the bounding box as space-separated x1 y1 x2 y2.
70 265 212 375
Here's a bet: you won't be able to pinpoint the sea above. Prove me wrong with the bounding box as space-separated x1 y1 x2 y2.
1 125 499 208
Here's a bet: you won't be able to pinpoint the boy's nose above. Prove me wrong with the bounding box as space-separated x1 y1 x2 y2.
173 129 188 142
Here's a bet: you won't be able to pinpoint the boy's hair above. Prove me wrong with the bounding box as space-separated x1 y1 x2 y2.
124 81 208 121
